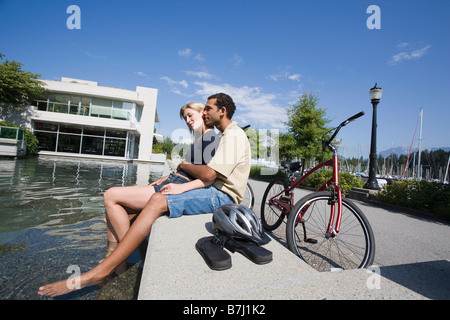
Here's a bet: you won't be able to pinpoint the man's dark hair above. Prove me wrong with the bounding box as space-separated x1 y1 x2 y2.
208 93 236 119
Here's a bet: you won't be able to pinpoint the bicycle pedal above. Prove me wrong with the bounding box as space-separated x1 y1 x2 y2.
305 238 318 244
279 195 290 203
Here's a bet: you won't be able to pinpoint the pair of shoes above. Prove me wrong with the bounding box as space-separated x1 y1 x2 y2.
195 236 232 271
224 238 272 265
196 234 273 270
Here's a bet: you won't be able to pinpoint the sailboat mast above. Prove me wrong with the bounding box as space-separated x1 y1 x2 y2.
417 109 423 180
444 155 450 184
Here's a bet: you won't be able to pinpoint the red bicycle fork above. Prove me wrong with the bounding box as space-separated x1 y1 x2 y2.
295 154 343 237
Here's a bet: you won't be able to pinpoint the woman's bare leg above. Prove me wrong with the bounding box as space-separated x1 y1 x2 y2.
103 185 156 243
38 193 168 298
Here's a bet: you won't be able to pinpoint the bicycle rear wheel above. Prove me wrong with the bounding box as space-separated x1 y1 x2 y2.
260 177 289 230
286 192 375 272
241 183 255 210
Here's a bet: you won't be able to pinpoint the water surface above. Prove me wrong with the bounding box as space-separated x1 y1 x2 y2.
0 157 163 300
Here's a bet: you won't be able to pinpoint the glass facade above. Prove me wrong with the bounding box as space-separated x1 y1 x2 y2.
33 94 143 122
33 121 134 158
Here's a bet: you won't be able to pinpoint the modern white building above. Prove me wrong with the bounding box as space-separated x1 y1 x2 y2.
21 77 164 162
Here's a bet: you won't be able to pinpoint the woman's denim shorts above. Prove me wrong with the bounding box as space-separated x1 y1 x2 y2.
153 173 190 193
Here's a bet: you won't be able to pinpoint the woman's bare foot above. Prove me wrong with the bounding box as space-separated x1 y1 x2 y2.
37 269 106 298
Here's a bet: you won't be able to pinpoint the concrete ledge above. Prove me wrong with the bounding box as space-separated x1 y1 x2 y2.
347 187 379 201
138 214 427 300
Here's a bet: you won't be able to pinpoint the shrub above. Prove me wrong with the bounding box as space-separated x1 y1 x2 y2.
301 169 364 195
249 165 288 181
377 180 450 219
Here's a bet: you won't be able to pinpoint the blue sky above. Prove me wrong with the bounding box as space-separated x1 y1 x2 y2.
1 0 449 158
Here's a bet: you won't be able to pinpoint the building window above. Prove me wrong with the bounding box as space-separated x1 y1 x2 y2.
35 131 57 151
91 98 112 118
33 121 132 158
48 94 69 113
81 136 104 155
57 134 81 153
104 138 126 157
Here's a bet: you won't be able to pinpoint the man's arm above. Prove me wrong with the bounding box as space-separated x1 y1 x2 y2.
178 161 217 184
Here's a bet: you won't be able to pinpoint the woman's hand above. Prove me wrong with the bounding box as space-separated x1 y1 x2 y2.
149 175 168 186
159 183 187 195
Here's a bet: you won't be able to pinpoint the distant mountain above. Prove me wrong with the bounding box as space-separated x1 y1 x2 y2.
379 146 450 158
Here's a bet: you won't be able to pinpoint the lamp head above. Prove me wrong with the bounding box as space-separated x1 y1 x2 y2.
369 83 382 101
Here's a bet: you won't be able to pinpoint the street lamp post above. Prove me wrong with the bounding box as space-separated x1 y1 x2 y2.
364 83 383 190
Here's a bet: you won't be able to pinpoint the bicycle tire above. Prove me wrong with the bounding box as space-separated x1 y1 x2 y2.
241 182 255 210
286 191 375 272
260 177 290 231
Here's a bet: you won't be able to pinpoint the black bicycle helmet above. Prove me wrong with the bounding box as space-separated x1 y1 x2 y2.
212 204 270 245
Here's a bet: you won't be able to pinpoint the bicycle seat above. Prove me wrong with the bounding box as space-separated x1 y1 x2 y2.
280 161 302 172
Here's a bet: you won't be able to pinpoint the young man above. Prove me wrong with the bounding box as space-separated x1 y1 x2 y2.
37 93 250 297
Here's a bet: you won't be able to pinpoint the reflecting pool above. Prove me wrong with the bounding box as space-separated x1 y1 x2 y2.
0 157 163 300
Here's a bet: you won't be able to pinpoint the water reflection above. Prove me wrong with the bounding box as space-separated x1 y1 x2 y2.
0 157 163 300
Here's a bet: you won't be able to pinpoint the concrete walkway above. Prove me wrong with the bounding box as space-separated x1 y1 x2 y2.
138 213 426 300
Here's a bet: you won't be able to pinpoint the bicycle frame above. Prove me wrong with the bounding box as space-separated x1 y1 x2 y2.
270 153 342 236
268 111 365 237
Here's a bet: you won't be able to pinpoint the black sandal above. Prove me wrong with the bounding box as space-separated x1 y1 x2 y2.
195 236 232 271
225 238 273 265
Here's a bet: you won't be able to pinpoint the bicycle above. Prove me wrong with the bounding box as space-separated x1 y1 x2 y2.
260 112 375 272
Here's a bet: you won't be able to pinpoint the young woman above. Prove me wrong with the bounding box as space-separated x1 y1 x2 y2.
102 101 218 255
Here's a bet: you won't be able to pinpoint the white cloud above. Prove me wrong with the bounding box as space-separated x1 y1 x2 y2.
135 71 147 77
194 53 204 62
178 48 192 57
267 71 302 82
178 48 204 61
160 76 192 96
389 44 431 66
184 70 214 79
193 81 287 128
231 54 244 68
84 51 106 60
288 74 302 81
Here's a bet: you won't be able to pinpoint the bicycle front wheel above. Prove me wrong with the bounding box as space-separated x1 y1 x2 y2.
260 177 289 230
286 192 375 272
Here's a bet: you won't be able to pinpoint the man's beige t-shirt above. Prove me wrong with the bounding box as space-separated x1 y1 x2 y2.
207 121 251 204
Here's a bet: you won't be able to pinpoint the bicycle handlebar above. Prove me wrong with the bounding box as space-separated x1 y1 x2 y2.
340 111 365 127
323 111 365 152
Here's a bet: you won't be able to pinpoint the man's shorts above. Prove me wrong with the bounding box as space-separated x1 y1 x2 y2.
165 185 234 218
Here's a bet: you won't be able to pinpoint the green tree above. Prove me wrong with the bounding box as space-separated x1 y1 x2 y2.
279 132 299 162
0 53 46 108
284 93 332 170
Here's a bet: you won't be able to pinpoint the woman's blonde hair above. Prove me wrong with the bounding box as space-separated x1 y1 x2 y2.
179 101 205 120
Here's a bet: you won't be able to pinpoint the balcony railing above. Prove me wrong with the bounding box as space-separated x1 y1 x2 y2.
34 100 131 121
0 125 25 141
0 126 26 154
